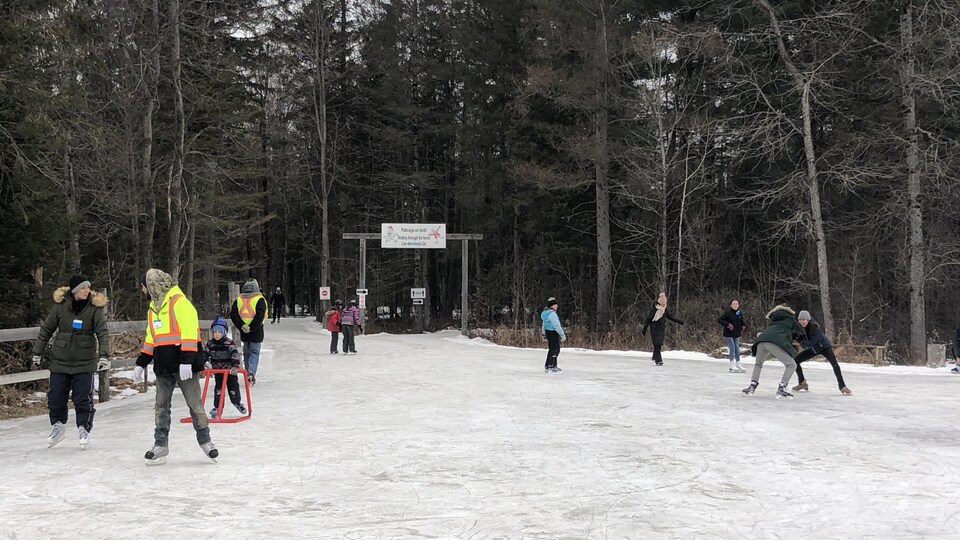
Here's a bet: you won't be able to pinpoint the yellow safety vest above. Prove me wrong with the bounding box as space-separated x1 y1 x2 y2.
141 285 199 354
236 293 267 325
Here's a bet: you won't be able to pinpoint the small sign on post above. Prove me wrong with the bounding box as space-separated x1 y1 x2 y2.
411 288 426 299
356 288 369 296
412 298 424 305
358 294 367 309
319 287 330 301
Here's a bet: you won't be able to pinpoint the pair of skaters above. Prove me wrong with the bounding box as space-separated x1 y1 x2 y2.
743 305 852 399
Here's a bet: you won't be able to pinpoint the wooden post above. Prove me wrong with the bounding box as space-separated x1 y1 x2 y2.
98 368 110 403
461 239 469 336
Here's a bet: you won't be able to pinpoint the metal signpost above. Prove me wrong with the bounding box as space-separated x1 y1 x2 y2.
343 227 482 335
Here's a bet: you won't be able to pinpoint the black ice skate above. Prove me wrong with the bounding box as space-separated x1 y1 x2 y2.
742 381 758 396
776 384 794 400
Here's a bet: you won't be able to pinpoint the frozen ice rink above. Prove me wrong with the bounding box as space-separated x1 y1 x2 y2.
1 318 958 539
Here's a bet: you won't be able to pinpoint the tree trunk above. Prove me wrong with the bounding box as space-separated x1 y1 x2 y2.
900 3 927 364
139 0 160 272
64 132 81 274
512 209 522 328
757 0 835 336
167 0 186 278
593 2 612 329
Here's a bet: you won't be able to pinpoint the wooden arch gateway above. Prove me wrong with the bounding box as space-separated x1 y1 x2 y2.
343 226 483 336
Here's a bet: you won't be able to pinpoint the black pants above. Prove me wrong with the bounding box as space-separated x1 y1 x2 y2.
342 325 357 353
330 331 340 353
795 346 847 389
652 342 663 364
545 330 561 369
272 309 281 323
48 372 95 431
213 372 242 408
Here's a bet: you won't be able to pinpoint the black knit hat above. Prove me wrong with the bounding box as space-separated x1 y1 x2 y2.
546 296 558 307
69 275 90 294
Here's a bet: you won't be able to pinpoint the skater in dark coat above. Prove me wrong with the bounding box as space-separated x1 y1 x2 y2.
540 297 566 373
32 275 110 449
641 292 684 366
718 300 747 373
270 287 285 324
743 304 804 399
793 310 851 395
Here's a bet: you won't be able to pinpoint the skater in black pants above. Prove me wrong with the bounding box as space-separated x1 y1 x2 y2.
325 300 343 354
540 297 566 373
270 287 285 324
794 310 852 395
641 292 684 366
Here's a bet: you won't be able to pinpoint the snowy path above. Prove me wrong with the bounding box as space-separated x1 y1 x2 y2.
1 318 958 539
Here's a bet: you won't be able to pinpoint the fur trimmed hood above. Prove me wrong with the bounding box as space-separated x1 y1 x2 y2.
765 304 795 319
53 286 109 308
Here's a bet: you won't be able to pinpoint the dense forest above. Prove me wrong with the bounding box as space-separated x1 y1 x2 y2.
3 0 959 362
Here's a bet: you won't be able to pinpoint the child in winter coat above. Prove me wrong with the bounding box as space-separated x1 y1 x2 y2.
794 311 851 395
540 297 566 373
718 299 747 373
204 317 246 418
325 300 343 354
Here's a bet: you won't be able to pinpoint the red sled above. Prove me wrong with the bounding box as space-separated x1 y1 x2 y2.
179 368 252 424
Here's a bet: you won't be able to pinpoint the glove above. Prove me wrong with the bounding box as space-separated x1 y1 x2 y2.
726 323 734 331
229 365 239 376
133 366 145 383
97 358 110 371
560 335 567 342
204 361 213 370
741 325 747 332
32 355 42 367
241 324 251 333
358 326 363 333
641 329 647 336
179 364 193 380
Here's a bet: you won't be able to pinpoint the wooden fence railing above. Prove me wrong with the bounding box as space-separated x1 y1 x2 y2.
1 320 214 402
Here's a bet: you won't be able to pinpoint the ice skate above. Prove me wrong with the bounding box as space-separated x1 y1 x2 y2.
78 427 89 450
951 365 959 374
551 367 562 373
735 362 746 373
47 422 66 448
729 362 737 373
235 403 247 414
200 441 219 462
742 381 758 396
840 386 852 396
249 374 256 386
776 384 794 400
792 381 809 392
209 407 219 419
144 445 169 465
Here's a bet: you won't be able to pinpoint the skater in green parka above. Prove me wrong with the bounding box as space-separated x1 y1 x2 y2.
742 304 804 399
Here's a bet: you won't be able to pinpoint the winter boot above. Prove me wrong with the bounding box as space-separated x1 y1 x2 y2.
200 441 219 462
840 386 852 396
47 422 66 448
78 426 89 450
792 381 809 392
249 373 256 386
742 381 758 396
235 403 247 414
144 445 169 465
776 384 794 400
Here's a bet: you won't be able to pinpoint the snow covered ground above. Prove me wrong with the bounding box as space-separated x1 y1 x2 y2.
1 318 958 539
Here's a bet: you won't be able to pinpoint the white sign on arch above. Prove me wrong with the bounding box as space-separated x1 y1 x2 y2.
381 223 446 249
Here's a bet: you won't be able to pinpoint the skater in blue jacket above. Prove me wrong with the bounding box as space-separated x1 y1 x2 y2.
541 297 566 373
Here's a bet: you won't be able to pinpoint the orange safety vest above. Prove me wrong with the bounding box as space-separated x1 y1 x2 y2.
141 286 199 354
236 294 267 325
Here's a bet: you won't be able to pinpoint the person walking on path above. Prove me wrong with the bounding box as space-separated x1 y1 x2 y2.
793 310 852 395
953 327 960 374
339 299 361 354
719 300 747 373
641 292 684 366
743 304 804 400
230 278 268 384
540 297 566 373
325 300 343 354
270 287 285 324
32 274 109 450
204 316 247 418
133 269 218 465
